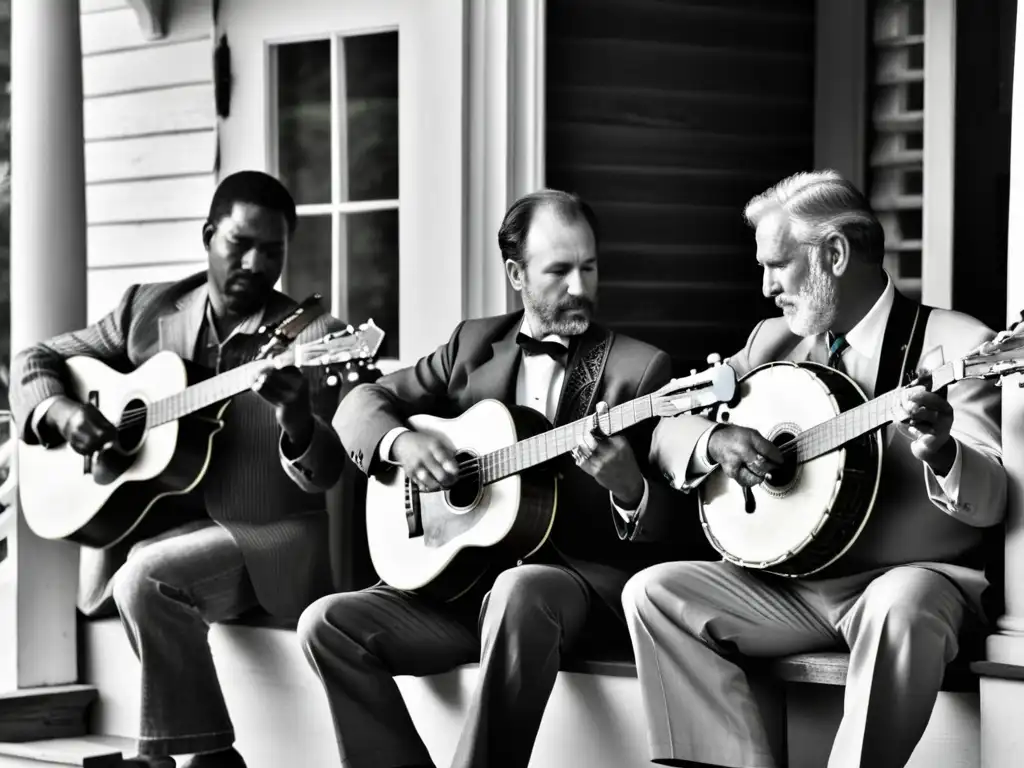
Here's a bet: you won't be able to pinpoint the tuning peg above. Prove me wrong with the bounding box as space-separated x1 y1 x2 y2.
689 368 697 375
325 374 339 387
707 352 722 367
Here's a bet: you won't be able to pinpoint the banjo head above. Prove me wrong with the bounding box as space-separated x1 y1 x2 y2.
699 362 876 573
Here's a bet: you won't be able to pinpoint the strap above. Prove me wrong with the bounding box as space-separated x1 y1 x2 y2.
554 326 614 426
254 293 327 360
874 289 933 394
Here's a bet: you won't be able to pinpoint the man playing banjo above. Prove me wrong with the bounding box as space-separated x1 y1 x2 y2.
621 170 1007 768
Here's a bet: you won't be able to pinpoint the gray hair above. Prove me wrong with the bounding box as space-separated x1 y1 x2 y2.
743 170 885 263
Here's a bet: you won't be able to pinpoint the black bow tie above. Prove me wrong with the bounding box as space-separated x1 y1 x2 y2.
516 333 569 361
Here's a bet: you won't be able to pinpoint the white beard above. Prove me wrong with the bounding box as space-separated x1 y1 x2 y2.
783 255 838 337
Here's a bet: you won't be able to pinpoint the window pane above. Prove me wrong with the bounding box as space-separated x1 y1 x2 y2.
276 40 331 205
340 32 398 202
342 210 399 357
285 214 332 311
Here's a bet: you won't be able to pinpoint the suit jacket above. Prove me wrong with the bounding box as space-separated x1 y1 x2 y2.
649 296 1006 612
334 311 711 616
9 271 346 619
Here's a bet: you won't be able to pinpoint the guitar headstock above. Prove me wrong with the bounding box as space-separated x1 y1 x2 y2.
651 360 737 418
292 319 387 368
959 314 1024 382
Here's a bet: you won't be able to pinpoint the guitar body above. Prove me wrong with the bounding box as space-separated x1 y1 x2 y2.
366 400 558 601
19 352 226 548
699 361 884 577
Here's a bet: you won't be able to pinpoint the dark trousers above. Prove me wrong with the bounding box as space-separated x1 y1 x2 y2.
298 563 592 768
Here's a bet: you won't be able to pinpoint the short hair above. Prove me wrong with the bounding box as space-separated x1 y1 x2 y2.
743 170 885 263
207 171 298 235
497 189 600 264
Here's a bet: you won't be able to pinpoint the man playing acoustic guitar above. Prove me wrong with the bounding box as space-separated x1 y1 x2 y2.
303 189 712 768
10 171 346 768
623 170 1007 768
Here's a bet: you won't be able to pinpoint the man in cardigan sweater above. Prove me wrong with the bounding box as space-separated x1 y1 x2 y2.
9 171 345 768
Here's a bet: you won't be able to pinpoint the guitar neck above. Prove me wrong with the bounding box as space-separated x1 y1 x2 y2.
477 396 656 485
147 358 271 428
792 360 958 462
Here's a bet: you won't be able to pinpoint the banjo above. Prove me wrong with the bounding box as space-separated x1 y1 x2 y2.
699 319 1024 578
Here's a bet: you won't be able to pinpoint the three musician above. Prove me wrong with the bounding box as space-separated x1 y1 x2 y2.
9 168 1009 768
9 171 346 768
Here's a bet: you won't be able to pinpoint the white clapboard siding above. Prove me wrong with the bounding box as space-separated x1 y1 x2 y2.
81 0 212 56
85 131 217 183
83 38 214 97
87 264 206 323
84 84 216 140
81 0 129 12
88 220 207 268
87 175 217 225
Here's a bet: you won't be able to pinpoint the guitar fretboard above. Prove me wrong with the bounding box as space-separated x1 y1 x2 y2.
786 361 957 462
476 396 655 485
144 358 277 428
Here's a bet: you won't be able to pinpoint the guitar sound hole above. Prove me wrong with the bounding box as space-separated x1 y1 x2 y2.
446 450 482 511
116 398 148 453
766 431 798 489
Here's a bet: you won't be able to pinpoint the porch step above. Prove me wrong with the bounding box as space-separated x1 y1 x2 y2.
0 735 132 767
0 687 98 743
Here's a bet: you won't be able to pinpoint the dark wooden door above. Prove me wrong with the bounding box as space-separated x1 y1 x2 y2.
546 0 816 373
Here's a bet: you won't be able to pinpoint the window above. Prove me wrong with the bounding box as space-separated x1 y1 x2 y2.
271 32 399 358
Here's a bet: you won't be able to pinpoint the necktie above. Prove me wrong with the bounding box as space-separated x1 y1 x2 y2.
826 332 849 370
516 333 568 362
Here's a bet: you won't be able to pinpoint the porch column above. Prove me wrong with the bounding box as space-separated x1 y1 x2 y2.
976 2 1024 765
464 0 545 318
0 0 86 692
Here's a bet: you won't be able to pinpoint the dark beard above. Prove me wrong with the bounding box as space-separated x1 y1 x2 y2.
529 298 594 337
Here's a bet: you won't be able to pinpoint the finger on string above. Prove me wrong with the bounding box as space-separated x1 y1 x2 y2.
591 402 609 441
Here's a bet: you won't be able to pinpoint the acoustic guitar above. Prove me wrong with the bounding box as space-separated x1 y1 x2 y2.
18 320 385 548
366 361 738 599
699 321 1024 577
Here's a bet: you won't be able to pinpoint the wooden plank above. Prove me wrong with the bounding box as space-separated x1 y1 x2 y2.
554 39 812 98
86 174 216 224
80 0 128 12
84 84 216 140
589 200 754 247
545 164 798 208
80 0 212 56
0 738 120 767
547 85 813 138
85 131 216 183
0 686 97 744
547 122 811 172
88 264 205 323
88 220 207 268
83 38 213 97
548 0 813 51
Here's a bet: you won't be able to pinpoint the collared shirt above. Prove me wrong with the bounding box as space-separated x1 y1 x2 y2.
689 273 962 500
514 316 570 423
838 274 895 399
379 315 649 520
194 287 266 372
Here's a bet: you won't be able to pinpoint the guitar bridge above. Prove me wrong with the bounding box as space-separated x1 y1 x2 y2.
405 477 424 538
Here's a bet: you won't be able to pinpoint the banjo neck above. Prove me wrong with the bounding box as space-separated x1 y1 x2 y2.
791 360 959 464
